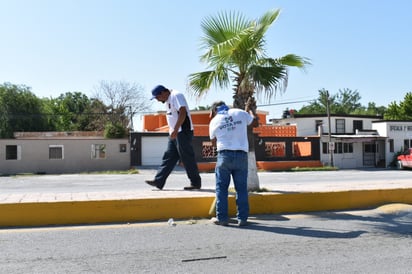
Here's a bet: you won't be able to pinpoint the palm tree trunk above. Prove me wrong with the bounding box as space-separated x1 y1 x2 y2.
234 91 260 191
247 126 260 191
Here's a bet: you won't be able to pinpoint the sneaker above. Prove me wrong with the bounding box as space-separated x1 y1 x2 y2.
145 180 163 190
211 217 228 226
238 220 248 227
183 185 201 190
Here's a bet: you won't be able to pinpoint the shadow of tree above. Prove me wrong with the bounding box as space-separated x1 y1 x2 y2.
228 205 412 238
237 223 366 239
304 209 412 236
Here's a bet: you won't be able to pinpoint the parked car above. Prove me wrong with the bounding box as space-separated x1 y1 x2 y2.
397 148 412 169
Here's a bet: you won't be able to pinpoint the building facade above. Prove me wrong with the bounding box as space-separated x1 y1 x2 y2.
372 120 412 167
0 132 130 175
272 114 412 169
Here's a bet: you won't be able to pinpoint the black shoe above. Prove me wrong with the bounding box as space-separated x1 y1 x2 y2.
145 180 163 190
211 217 228 226
183 185 201 190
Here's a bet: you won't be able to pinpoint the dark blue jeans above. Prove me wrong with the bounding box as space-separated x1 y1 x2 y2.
215 150 249 222
154 130 201 188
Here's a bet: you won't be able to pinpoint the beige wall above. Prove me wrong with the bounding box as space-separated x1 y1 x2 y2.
0 138 130 175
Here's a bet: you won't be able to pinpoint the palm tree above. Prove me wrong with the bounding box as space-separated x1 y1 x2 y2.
188 9 310 190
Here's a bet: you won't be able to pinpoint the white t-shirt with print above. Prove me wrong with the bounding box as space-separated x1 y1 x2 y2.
165 89 194 134
209 108 254 152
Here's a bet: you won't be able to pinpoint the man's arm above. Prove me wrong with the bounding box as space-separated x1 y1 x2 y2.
245 97 259 128
210 137 217 148
170 106 187 139
249 114 259 128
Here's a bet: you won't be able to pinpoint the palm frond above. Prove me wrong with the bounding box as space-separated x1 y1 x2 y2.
187 68 230 97
188 9 311 105
278 54 312 69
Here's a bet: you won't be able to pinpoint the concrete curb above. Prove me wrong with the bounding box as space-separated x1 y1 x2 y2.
2 188 412 227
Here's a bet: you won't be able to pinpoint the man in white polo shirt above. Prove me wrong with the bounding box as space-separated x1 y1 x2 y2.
145 85 201 190
209 100 259 226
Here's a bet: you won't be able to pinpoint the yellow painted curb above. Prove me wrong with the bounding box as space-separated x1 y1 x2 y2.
0 197 215 227
1 188 412 227
248 188 412 214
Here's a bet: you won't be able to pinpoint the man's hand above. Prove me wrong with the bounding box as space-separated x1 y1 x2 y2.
245 97 257 115
170 128 178 139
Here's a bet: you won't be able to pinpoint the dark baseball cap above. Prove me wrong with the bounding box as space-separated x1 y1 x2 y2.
151 85 167 100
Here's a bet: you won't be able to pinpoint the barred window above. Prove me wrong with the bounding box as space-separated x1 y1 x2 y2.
336 119 345 133
265 142 286 157
353 120 363 133
49 145 63 160
343 143 353 153
6 145 20 160
323 142 353 154
202 141 217 158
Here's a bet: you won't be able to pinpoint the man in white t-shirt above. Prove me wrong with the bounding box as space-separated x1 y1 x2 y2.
145 85 201 190
209 100 259 226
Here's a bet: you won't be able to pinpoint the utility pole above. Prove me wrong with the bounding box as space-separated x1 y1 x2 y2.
326 90 334 167
128 106 134 132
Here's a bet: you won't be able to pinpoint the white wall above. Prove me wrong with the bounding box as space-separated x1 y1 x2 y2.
0 138 130 174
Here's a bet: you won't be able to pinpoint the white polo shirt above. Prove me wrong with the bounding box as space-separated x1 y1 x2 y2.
165 89 194 134
209 108 254 152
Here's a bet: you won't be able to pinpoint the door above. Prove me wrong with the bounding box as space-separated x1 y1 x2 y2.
363 142 377 167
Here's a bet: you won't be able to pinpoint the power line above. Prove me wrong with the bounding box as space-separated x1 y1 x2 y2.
257 99 315 107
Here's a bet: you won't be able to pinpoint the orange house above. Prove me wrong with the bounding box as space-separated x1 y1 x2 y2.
141 110 321 171
142 110 297 137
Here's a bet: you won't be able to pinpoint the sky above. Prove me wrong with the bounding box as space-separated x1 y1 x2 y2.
1 0 411 130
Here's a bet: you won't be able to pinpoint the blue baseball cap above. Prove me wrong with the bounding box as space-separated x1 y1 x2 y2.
151 85 167 100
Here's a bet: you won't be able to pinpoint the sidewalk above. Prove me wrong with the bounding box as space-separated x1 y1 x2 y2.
1 168 412 227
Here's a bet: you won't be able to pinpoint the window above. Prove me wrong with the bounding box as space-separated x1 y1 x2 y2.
353 120 363 133
343 143 353 153
6 145 20 160
49 145 64 160
92 144 106 159
404 139 412 149
292 141 311 157
119 144 127 153
202 141 217 158
323 142 353 154
364 143 377 153
322 142 328 154
336 119 345 133
335 142 343 153
389 139 394 153
390 125 403 131
315 120 323 133
265 142 286 157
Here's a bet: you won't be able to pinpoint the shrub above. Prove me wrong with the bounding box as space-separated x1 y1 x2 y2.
104 123 127 138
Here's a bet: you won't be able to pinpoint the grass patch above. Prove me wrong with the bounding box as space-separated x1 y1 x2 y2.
252 187 271 193
290 166 338 172
81 169 140 175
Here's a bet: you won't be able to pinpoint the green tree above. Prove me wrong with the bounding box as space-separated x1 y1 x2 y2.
385 92 412 120
297 88 331 114
44 92 94 131
334 88 362 114
0 83 48 138
298 88 386 116
188 9 310 190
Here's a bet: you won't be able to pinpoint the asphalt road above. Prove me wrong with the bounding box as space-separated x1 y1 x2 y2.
1 204 411 273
